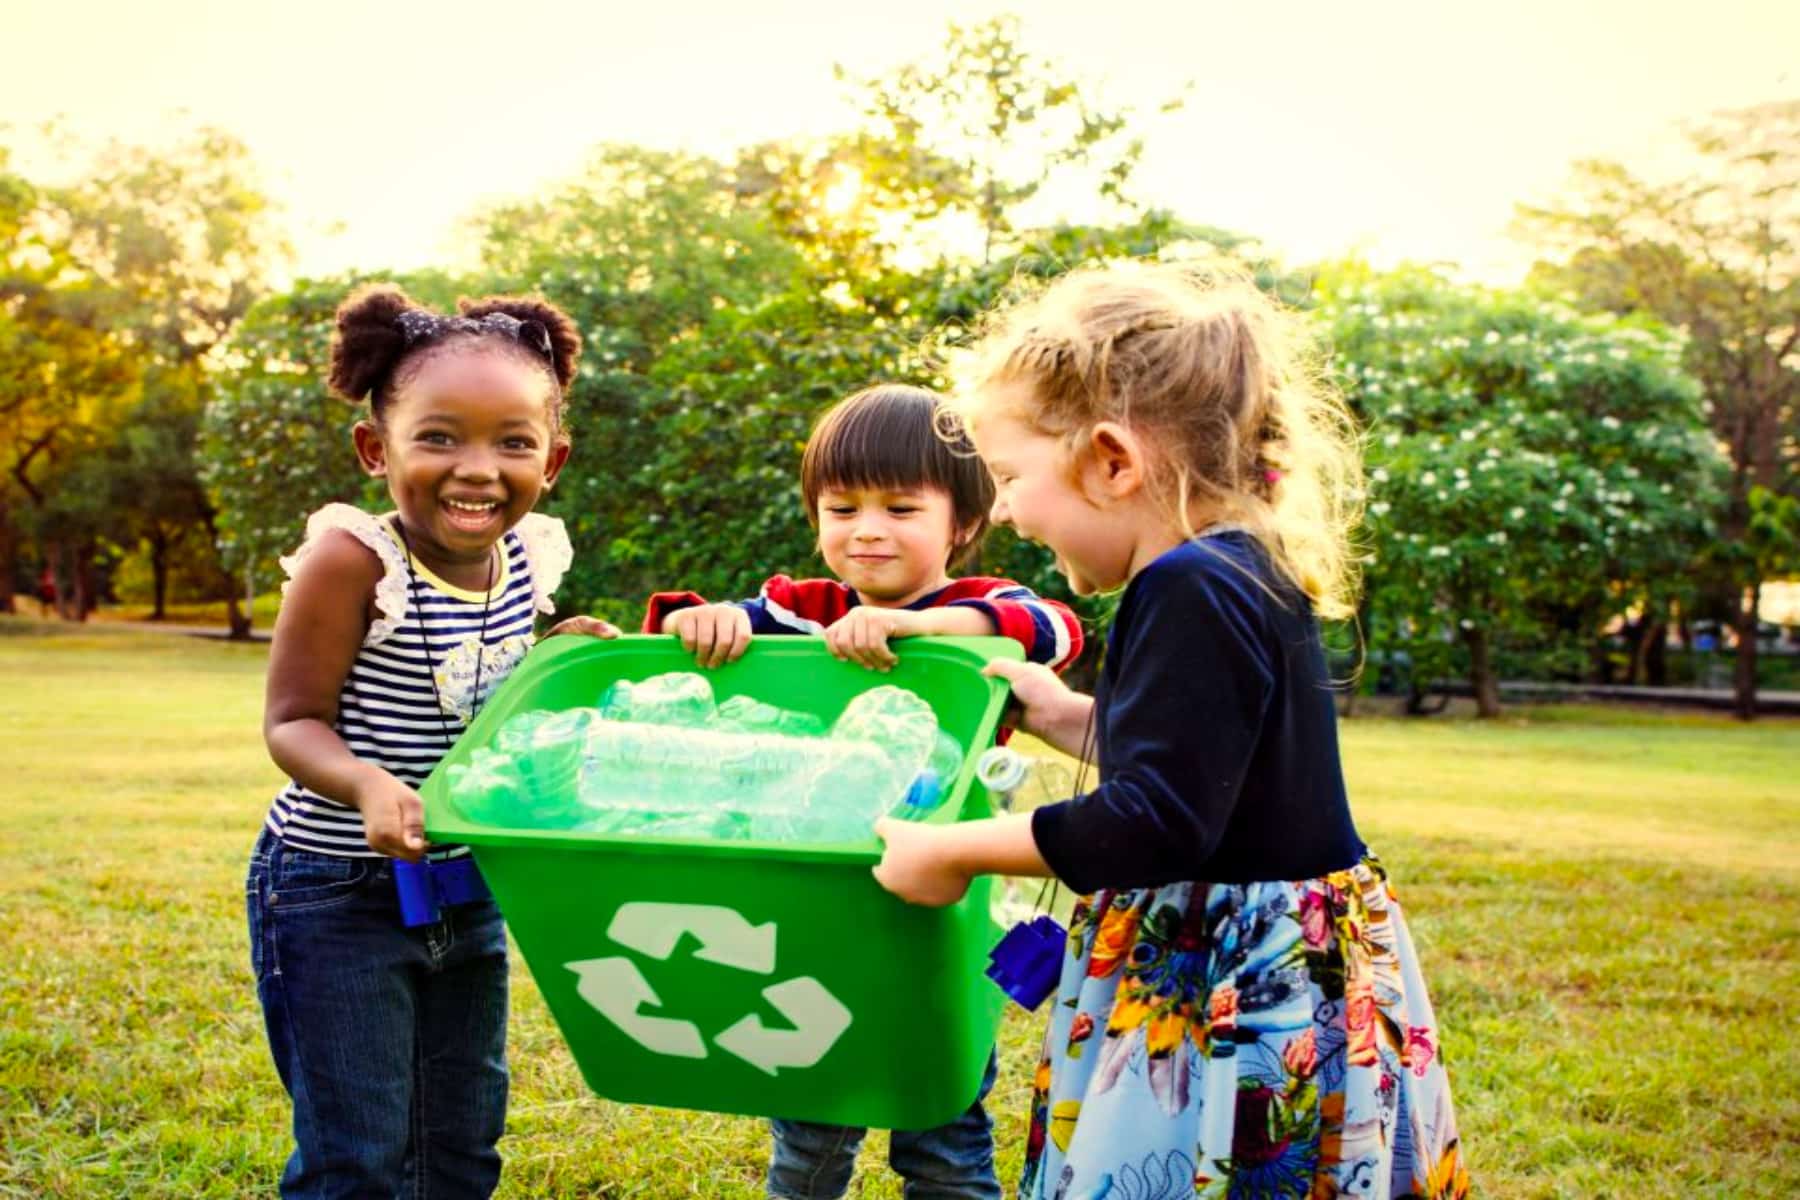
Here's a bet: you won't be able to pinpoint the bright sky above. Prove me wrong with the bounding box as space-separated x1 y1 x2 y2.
5 0 1795 283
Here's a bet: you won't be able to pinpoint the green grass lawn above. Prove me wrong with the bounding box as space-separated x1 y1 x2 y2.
1 624 1795 1198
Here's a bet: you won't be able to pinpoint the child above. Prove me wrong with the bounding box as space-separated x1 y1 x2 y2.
643 383 1083 1200
872 266 1468 1198
249 284 616 1198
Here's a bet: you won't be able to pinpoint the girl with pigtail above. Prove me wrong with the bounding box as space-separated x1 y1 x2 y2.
872 264 1468 1198
248 284 616 1198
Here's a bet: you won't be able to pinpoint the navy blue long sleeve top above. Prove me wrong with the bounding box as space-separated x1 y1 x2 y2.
1030 532 1366 892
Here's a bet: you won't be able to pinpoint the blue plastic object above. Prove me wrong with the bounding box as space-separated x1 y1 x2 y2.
394 856 493 927
985 914 1066 1010
900 769 941 813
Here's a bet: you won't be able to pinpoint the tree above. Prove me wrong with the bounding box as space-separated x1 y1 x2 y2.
473 146 814 616
0 259 144 616
1516 100 1800 717
836 14 1176 264
0 127 287 621
107 373 212 619
1317 264 1723 717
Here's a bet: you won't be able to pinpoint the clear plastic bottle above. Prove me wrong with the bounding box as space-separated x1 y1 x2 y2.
597 672 717 727
446 747 526 825
803 687 939 821
714 693 828 738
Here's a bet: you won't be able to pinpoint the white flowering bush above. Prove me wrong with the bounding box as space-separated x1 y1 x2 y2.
1315 264 1724 713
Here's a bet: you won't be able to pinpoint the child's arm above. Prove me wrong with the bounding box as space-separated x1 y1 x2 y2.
878 563 1276 906
944 583 1084 672
643 589 753 668
825 579 1085 672
872 811 1049 906
823 606 990 671
263 530 427 861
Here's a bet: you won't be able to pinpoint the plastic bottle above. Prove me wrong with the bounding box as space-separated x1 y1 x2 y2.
446 747 526 825
598 672 717 727
714 693 828 738
805 687 938 822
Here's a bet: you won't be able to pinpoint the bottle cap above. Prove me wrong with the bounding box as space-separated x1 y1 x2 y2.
975 746 1029 802
900 769 940 811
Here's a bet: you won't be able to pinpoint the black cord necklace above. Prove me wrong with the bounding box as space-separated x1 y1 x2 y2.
391 518 497 745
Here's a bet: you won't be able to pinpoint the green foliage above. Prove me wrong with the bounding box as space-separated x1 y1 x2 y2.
1747 486 1800 581
47 126 289 361
838 14 1178 262
1516 101 1800 531
1316 264 1724 695
472 146 818 618
1 126 288 615
630 290 919 602
1517 100 1800 709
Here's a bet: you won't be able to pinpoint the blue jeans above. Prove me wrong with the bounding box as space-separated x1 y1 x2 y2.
766 1051 1001 1199
246 829 509 1199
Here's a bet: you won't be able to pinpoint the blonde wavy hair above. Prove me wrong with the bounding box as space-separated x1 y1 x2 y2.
944 260 1363 619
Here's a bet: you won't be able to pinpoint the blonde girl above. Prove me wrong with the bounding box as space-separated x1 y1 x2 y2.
873 263 1467 1199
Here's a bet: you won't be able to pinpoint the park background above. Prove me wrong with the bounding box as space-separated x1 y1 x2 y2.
1 1 1797 1196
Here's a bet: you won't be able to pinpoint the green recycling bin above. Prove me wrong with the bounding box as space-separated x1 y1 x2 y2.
421 633 1019 1130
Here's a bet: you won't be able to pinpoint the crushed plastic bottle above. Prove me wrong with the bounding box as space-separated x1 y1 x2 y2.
714 693 828 738
598 672 717 727
494 709 557 753
444 747 526 825
801 687 938 829
926 731 965 803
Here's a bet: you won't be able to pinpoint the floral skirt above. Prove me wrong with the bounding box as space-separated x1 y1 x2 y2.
1020 856 1467 1200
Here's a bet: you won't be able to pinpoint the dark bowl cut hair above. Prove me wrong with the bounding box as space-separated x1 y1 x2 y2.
800 384 994 571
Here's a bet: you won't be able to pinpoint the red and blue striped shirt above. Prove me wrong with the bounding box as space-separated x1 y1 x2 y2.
643 574 1083 671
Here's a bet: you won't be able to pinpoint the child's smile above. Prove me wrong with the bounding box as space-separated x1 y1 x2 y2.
443 495 505 534
970 398 1169 596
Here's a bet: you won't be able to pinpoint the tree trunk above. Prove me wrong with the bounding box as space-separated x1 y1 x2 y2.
1590 635 1613 685
150 530 169 620
1625 613 1646 685
226 561 254 640
49 542 75 620
75 544 96 621
1645 623 1668 687
0 497 15 614
1464 626 1502 718
1733 581 1760 721
1642 618 1669 687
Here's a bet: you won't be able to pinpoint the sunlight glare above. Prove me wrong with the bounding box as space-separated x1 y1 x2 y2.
820 164 863 219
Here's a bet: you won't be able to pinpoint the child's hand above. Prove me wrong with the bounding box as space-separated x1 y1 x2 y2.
982 659 1094 754
352 769 427 862
542 615 621 639
664 603 752 668
872 817 971 906
824 607 926 671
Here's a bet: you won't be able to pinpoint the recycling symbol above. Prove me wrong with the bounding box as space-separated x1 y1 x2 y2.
566 902 852 1076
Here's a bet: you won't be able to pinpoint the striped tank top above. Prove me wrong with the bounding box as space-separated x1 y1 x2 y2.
264 504 571 857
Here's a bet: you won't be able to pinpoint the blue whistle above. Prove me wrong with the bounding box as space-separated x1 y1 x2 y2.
394 856 492 927
986 914 1065 1010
